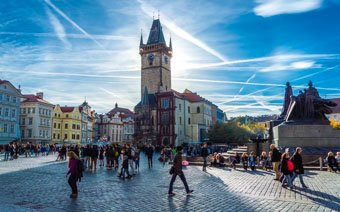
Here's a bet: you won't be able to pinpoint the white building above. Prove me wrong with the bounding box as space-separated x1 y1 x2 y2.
0 80 21 144
97 103 134 143
20 92 54 144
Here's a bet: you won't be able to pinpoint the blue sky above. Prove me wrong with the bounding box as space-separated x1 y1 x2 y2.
1 0 340 117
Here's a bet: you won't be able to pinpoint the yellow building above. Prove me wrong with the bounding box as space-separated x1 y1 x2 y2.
52 105 81 144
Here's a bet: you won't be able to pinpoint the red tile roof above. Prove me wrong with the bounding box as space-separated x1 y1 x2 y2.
22 94 53 105
108 107 134 116
60 107 75 113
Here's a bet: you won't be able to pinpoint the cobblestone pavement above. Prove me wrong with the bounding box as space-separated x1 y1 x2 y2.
0 154 339 212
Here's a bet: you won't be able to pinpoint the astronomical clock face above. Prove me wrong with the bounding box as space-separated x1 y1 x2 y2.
148 53 155 63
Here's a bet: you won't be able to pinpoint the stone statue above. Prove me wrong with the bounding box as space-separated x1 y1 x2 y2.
279 82 293 119
281 81 337 124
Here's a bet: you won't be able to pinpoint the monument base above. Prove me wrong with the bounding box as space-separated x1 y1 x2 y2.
273 124 340 147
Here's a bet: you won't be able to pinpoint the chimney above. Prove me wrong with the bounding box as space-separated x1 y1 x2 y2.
36 92 43 99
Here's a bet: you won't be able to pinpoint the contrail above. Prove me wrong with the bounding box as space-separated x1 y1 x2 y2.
44 0 107 51
137 0 227 62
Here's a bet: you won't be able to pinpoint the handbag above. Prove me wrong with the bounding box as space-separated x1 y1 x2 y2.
169 166 174 175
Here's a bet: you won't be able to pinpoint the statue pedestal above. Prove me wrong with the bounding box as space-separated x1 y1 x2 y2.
273 124 340 147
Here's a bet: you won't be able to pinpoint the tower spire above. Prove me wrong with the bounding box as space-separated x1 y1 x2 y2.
169 34 172 50
139 29 144 48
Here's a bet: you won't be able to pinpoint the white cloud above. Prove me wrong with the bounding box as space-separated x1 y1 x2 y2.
254 0 323 17
46 8 71 48
260 60 319 72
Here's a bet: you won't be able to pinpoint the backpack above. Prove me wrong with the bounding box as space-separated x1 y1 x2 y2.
76 159 84 182
287 160 294 171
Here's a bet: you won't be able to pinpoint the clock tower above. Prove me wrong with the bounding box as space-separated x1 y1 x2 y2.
139 18 172 98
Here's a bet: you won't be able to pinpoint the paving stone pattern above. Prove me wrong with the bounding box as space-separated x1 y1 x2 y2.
0 154 339 211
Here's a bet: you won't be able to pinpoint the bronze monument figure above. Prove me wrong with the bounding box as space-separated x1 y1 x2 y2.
280 81 337 124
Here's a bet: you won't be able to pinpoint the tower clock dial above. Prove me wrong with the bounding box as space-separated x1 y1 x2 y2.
148 53 155 63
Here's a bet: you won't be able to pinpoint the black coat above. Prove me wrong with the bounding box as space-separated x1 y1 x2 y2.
201 147 209 157
146 147 154 158
271 148 281 162
291 153 304 174
173 153 183 174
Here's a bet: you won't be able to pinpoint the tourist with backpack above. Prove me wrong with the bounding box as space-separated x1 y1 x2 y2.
66 151 82 198
280 152 294 189
291 147 308 188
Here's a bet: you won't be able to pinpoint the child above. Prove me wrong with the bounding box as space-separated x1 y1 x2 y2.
248 152 256 171
241 153 248 171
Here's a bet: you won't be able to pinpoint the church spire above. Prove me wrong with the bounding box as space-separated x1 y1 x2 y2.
139 30 144 48
147 19 166 45
169 36 172 50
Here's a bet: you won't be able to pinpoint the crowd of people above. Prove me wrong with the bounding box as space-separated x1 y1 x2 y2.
0 141 57 161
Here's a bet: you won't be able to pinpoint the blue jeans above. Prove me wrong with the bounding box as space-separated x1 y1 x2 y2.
282 174 292 187
168 172 190 194
291 172 307 187
4 151 10 161
203 157 207 170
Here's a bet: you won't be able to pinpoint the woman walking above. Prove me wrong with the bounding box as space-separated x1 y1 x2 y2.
280 152 294 189
291 147 308 188
66 151 79 198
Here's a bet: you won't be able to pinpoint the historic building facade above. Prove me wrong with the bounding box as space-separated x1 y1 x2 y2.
0 80 21 144
52 105 82 144
79 101 95 143
97 103 134 143
20 92 54 144
134 19 224 146
326 98 340 122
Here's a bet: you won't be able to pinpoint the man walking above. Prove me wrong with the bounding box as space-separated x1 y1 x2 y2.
201 143 209 171
168 146 193 196
270 144 281 180
146 144 154 168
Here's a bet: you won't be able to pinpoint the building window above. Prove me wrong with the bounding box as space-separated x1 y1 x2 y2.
66 114 69 118
28 117 33 125
72 124 76 129
57 134 60 139
4 124 8 133
54 123 56 128
12 97 16 103
53 133 56 139
76 134 80 140
22 118 25 125
64 134 67 139
27 129 32 138
23 108 26 114
188 106 190 113
21 130 25 138
6 95 10 102
188 118 191 125
179 117 182 124
65 123 68 129
32 108 35 114
179 104 181 111
11 109 15 118
77 125 80 130
28 108 31 114
72 134 75 139
5 108 9 117
39 130 43 137
161 98 169 109
197 107 200 113
161 112 169 124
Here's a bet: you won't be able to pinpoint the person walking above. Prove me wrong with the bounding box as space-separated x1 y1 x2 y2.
280 152 294 189
90 145 98 171
66 151 79 198
146 144 154 168
270 144 282 180
291 147 308 188
168 146 193 196
201 143 209 171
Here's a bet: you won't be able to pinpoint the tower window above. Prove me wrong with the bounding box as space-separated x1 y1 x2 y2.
188 106 190 113
197 107 200 113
